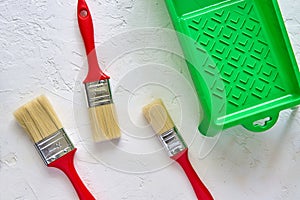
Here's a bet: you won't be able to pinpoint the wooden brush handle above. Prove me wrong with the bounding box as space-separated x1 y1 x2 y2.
172 149 214 200
77 0 109 83
48 149 96 200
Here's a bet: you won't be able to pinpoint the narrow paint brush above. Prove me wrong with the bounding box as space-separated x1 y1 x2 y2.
13 95 95 200
143 99 214 200
77 0 120 142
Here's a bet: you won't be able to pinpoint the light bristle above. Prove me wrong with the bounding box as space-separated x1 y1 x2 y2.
143 99 175 135
89 103 121 142
13 95 63 143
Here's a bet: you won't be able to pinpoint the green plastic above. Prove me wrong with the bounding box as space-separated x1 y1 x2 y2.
165 0 300 136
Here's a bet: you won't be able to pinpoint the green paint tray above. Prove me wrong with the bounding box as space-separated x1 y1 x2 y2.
165 0 300 136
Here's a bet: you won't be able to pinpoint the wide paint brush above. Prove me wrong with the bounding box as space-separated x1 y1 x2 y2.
14 95 95 200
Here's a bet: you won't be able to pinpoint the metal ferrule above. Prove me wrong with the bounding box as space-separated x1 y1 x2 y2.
158 128 187 157
85 79 113 107
35 129 74 165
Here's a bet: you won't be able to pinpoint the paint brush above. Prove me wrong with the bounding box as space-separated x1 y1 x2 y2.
77 0 120 142
143 99 214 200
13 95 95 200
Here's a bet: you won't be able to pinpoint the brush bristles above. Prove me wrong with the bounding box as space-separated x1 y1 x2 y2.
89 103 120 142
143 99 175 135
13 95 63 143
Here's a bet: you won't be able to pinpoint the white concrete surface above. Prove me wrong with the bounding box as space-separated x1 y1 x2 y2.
1 0 300 199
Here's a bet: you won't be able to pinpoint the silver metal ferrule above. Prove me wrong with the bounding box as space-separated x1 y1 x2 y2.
158 128 187 157
85 79 113 107
35 129 74 165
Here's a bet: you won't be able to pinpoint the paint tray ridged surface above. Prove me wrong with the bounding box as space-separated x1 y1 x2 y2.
165 0 300 136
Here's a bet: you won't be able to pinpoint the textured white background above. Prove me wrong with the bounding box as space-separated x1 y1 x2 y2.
1 0 300 199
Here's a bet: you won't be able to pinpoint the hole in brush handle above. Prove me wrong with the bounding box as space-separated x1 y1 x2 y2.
77 0 109 82
80 9 88 18
77 0 95 55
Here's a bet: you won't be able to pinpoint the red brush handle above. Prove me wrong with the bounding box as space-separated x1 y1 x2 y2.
172 149 214 200
77 0 109 83
48 149 96 200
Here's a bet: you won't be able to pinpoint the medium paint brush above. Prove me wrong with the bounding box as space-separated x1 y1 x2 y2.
77 0 120 142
